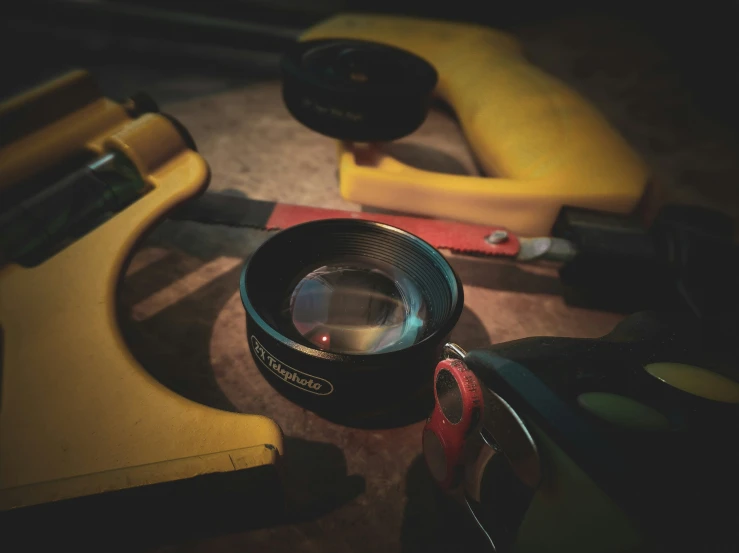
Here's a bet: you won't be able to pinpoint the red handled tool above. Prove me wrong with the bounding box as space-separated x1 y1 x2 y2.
422 344 541 551
423 356 485 490
172 193 579 261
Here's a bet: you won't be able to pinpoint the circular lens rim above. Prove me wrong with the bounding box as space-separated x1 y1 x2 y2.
240 219 464 364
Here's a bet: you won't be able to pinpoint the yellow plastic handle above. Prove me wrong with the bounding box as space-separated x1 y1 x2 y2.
0 74 283 510
303 15 649 236
0 70 130 191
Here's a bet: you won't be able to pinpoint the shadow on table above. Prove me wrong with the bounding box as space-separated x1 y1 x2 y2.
400 455 492 553
117 215 276 413
119 256 245 412
449 255 563 296
282 436 366 523
451 304 496 351
0 436 364 552
381 142 472 176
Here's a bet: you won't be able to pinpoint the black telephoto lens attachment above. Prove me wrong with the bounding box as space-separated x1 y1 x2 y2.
281 38 438 142
240 219 463 424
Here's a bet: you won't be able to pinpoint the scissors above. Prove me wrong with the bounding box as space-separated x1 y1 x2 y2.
422 344 541 552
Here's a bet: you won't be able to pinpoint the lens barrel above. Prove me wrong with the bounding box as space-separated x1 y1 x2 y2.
240 219 463 423
281 39 438 142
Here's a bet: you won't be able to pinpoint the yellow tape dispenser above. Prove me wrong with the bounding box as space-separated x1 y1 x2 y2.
290 14 649 236
0 71 283 512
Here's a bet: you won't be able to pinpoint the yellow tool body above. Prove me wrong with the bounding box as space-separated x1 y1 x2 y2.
303 15 649 236
0 71 283 511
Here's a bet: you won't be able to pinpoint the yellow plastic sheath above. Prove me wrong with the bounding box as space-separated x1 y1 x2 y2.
303 15 649 236
0 70 131 190
644 363 739 404
515 424 642 552
0 74 283 510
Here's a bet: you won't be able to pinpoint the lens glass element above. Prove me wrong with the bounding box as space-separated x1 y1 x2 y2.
436 368 463 424
287 261 427 354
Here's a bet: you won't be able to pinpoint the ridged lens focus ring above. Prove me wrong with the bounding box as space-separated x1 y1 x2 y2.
240 219 463 424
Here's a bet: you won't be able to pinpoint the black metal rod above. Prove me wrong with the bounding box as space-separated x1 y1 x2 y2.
11 0 303 53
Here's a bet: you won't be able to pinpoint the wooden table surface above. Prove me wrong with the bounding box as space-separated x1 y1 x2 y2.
61 14 739 553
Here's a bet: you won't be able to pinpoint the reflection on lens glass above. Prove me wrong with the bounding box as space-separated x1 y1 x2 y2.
288 261 427 354
436 369 463 424
423 429 447 483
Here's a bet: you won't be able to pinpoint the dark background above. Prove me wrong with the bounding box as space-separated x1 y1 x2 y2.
3 0 739 131
3 2 739 552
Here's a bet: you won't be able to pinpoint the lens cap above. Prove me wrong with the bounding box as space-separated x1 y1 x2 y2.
240 219 463 425
281 39 438 142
